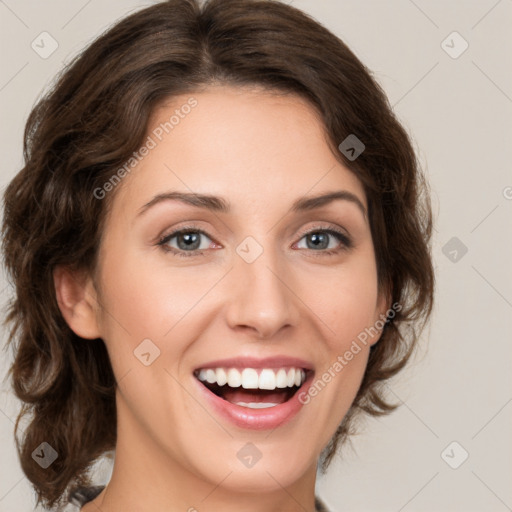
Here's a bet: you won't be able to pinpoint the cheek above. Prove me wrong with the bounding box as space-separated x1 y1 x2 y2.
305 256 380 351
95 247 232 389
97 250 207 338
300 252 379 421
302 272 377 447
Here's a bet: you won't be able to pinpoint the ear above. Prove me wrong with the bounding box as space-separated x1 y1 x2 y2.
368 287 393 347
53 266 102 339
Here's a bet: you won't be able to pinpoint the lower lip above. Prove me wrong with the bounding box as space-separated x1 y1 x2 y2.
194 374 314 431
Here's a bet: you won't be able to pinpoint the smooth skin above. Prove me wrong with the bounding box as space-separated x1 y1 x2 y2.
54 85 389 512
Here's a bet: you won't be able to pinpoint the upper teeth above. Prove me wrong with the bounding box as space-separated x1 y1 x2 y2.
196 367 306 390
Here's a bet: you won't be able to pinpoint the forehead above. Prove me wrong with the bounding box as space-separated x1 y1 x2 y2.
112 85 366 215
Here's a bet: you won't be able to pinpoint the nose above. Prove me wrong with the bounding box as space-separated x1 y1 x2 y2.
224 245 300 340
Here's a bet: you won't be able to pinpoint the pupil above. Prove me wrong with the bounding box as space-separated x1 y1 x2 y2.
308 232 327 249
179 232 200 250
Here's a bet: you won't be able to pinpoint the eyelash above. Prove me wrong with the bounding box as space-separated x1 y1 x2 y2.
156 224 352 258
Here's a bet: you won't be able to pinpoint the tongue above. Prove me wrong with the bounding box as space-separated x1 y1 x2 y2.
222 388 290 405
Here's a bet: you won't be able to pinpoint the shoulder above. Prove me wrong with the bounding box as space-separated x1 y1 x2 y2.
53 485 106 511
315 495 331 512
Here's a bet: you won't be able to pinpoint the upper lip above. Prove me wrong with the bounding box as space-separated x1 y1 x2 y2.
194 355 314 372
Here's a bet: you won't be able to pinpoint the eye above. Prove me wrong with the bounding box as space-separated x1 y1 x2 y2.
157 224 352 258
294 227 352 256
157 226 215 257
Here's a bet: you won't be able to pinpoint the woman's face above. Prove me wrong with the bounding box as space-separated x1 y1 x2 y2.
92 85 388 494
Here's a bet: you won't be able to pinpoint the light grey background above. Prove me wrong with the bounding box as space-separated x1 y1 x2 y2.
1 1 511 511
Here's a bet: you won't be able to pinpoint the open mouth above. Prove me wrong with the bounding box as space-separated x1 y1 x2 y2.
194 367 310 409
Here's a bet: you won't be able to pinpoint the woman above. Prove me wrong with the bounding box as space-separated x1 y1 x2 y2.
1 0 434 510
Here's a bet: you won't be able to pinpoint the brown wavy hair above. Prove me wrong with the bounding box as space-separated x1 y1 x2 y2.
1 0 434 508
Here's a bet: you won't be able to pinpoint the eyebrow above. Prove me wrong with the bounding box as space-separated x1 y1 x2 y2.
137 190 367 218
